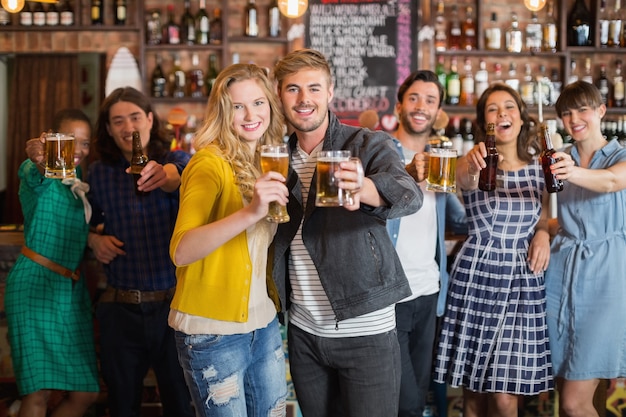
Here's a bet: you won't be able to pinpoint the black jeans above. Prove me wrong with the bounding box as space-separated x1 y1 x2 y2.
96 300 194 417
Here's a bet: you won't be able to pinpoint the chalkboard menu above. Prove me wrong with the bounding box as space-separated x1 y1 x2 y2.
306 0 419 130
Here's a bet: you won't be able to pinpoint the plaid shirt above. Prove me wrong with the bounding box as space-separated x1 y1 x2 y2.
87 150 190 291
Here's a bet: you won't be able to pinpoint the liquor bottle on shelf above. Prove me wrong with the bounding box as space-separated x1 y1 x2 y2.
608 0 622 47
0 4 9 25
597 64 611 105
209 8 222 44
539 124 563 193
268 0 281 37
568 0 592 46
462 6 477 51
434 1 447 52
59 0 74 26
90 0 103 25
151 54 167 98
447 5 462 50
32 2 45 26
195 0 210 44
525 11 542 53
114 0 127 26
475 59 489 100
450 117 464 155
187 53 205 98
245 0 258 37
446 57 460 105
146 10 162 45
485 12 502 51
435 55 447 91
45 2 59 26
479 123 498 192
520 63 535 107
19 3 32 26
164 5 180 45
538 65 552 106
505 61 520 93
205 54 220 96
492 62 503 85
462 118 475 156
169 54 186 98
567 59 579 85
613 60 624 107
550 68 562 105
505 12 523 53
582 57 593 84
598 0 610 47
181 0 196 45
460 58 475 107
542 1 558 52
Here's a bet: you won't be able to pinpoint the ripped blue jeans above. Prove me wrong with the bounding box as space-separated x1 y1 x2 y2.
175 317 287 417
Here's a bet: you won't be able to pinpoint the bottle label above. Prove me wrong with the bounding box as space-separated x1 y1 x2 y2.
91 6 100 21
448 79 460 97
615 81 625 101
46 12 59 26
20 12 32 26
486 28 501 49
117 6 126 21
33 12 45 25
0 8 10 25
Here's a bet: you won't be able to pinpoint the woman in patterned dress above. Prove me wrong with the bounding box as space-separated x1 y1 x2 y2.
434 83 554 417
546 81 626 417
5 109 99 417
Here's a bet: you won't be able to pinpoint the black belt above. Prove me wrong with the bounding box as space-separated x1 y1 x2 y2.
99 286 175 304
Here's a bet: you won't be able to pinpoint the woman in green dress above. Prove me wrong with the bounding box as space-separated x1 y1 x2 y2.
5 109 99 417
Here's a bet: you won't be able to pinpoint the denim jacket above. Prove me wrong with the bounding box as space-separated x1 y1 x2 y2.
269 112 423 322
386 139 467 317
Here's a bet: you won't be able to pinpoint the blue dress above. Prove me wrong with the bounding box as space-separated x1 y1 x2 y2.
434 158 553 395
546 139 626 380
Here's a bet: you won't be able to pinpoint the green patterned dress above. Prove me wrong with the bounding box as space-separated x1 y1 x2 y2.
5 160 99 395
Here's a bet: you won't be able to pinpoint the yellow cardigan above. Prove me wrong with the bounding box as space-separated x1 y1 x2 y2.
169 148 279 322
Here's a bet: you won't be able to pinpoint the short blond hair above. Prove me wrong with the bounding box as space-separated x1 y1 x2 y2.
273 48 333 90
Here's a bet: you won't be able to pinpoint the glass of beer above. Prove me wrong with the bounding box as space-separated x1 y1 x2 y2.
316 150 351 207
260 144 290 223
426 148 457 193
44 132 76 179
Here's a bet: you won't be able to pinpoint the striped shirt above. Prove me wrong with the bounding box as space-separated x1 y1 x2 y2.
288 143 396 338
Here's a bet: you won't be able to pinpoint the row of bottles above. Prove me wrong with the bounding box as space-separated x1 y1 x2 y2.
146 1 222 45
4 0 75 27
434 1 558 52
568 0 626 47
91 0 127 25
435 56 563 108
567 57 625 107
244 0 281 37
150 53 220 99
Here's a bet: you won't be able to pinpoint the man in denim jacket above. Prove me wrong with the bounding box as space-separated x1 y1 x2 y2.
270 49 422 417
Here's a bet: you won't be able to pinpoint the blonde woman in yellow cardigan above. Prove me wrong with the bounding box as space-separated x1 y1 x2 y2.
169 63 289 417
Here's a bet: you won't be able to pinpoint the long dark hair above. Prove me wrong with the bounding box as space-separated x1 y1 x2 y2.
94 87 170 164
475 83 540 162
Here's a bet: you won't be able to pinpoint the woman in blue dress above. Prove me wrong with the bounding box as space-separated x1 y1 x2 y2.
546 80 626 417
434 83 554 417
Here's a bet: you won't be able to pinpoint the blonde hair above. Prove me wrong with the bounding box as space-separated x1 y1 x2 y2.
193 63 285 202
273 48 333 91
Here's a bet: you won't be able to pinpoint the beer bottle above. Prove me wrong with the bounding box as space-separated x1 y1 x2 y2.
539 124 564 193
130 131 149 195
478 123 498 191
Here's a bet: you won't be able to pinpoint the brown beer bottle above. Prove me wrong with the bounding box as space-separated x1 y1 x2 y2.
130 131 148 195
539 124 564 193
478 123 498 191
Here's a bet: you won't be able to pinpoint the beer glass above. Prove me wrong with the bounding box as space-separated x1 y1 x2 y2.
426 148 457 193
315 150 363 207
44 132 76 179
260 144 290 223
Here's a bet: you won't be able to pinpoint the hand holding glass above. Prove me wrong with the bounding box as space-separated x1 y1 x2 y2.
44 132 76 179
260 144 290 223
315 150 363 207
426 148 457 193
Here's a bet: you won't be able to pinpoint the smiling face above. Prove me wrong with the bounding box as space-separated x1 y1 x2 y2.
559 105 606 143
106 101 154 161
483 90 524 145
396 80 441 137
278 68 333 137
229 78 271 150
